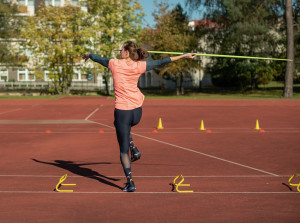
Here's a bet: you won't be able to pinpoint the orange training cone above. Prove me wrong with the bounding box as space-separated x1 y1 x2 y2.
98 130 104 133
45 130 52 134
152 129 158 133
199 120 206 131
157 118 164 130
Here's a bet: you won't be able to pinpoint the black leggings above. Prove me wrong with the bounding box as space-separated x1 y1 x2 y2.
114 107 142 173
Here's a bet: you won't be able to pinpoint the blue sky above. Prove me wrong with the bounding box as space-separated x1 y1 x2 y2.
138 0 202 28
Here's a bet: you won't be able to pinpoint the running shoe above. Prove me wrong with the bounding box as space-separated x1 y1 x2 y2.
122 181 136 192
131 147 141 162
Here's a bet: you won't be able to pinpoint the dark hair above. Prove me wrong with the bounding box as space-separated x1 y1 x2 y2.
123 41 149 61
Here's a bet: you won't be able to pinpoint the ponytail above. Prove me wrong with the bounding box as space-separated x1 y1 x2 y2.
123 41 149 61
136 48 149 61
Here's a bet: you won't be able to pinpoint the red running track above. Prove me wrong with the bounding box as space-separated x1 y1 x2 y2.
0 97 299 222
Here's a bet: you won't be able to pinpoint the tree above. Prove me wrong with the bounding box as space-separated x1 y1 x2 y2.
283 0 295 98
0 0 22 66
20 0 144 95
20 4 93 94
293 0 300 81
140 2 201 95
187 0 287 90
86 0 144 95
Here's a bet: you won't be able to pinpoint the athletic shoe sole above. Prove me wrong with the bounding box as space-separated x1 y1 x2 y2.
123 186 136 192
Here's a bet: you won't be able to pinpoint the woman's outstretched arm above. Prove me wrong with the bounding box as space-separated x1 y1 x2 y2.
146 53 196 71
82 53 111 68
170 53 196 62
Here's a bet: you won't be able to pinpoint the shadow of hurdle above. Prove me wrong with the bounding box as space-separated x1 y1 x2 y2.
32 158 122 190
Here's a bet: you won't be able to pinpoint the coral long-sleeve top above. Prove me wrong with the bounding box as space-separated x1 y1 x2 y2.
89 54 171 110
108 59 146 110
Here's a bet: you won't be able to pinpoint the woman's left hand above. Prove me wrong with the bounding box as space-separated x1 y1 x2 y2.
81 53 90 62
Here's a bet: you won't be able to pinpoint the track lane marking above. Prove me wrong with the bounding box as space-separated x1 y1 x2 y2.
89 120 279 177
85 108 99 120
0 108 22 115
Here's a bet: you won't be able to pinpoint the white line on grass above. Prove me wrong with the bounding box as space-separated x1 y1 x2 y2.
89 120 280 177
85 108 99 120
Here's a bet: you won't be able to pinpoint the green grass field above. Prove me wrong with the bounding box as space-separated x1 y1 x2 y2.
0 81 299 99
144 81 300 99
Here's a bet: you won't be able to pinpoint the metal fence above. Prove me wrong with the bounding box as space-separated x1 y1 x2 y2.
0 81 103 90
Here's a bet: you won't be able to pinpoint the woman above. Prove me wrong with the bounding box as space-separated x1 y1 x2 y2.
82 41 196 192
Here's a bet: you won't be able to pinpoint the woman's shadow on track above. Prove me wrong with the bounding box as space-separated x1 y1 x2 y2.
32 159 122 190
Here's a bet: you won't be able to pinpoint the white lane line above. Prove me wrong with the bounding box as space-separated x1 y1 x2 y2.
85 108 99 120
89 120 279 177
0 120 93 124
89 120 114 129
0 191 297 194
0 108 22 115
0 175 290 178
133 132 280 177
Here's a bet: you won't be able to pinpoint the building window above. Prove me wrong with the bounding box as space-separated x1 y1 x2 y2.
18 69 35 81
73 72 79 81
45 0 60 6
73 69 86 81
73 69 79 81
44 71 50 81
19 0 26 6
0 69 8 82
81 73 87 80
28 0 34 6
28 70 35 81
72 0 78 6
44 70 57 81
18 0 34 6
55 0 61 6
18 69 26 81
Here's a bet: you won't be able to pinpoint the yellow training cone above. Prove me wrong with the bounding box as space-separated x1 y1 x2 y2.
255 120 261 130
157 118 164 129
199 120 206 130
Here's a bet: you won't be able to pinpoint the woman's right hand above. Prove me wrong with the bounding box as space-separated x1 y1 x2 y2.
81 53 90 62
184 53 197 60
